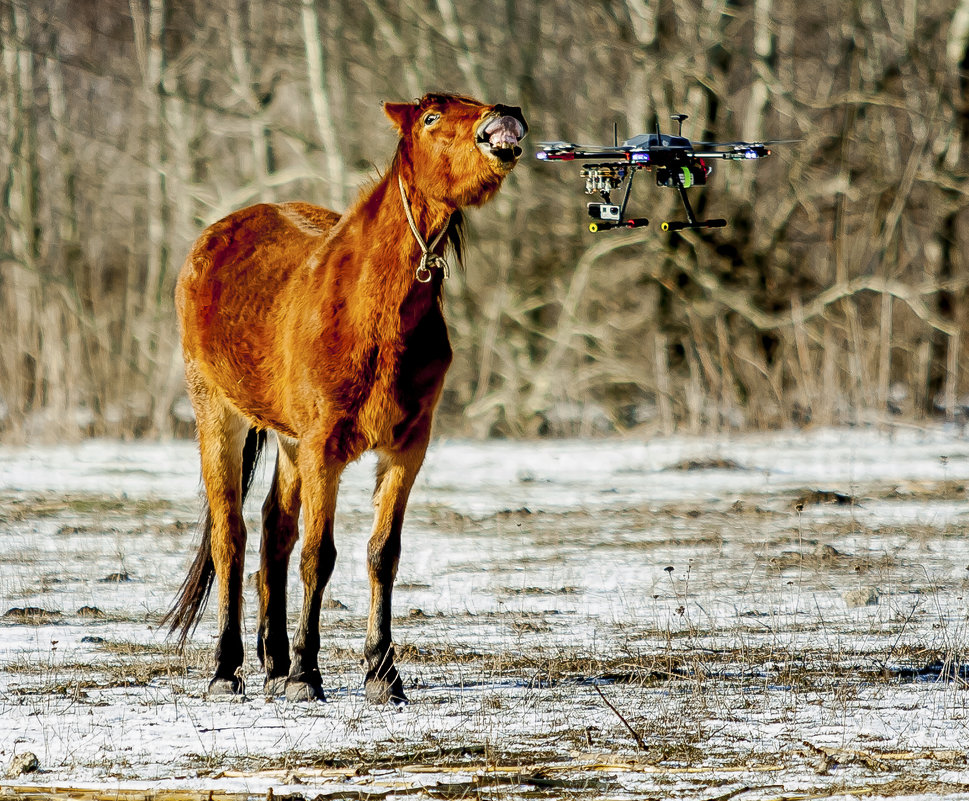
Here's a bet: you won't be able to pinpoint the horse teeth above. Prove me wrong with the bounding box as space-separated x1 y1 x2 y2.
489 134 519 148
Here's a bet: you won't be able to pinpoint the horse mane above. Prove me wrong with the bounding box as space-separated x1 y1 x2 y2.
445 209 465 267
416 92 478 109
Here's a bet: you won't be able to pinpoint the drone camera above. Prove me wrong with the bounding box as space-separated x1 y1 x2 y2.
588 203 621 222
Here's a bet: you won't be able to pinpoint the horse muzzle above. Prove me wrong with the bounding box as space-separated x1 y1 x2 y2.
476 108 528 166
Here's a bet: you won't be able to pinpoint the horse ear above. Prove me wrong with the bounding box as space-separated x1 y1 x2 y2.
383 101 418 135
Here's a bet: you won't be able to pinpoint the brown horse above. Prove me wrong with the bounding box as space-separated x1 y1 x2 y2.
164 93 526 704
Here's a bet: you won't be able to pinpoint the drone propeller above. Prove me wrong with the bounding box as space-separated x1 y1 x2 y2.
693 139 800 148
537 141 630 152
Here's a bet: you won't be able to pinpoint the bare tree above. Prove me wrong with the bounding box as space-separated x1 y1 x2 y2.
1 0 968 439
301 0 346 209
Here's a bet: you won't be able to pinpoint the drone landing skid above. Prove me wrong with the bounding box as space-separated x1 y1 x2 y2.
585 172 728 234
659 187 726 232
588 218 649 233
661 218 726 232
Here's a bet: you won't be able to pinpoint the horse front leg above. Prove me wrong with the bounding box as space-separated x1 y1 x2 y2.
364 434 430 704
257 434 301 696
286 446 344 702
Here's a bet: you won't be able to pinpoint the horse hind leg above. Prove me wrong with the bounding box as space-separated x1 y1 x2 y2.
257 434 301 696
188 371 254 696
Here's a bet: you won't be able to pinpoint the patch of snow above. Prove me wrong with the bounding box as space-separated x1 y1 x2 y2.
1 425 968 797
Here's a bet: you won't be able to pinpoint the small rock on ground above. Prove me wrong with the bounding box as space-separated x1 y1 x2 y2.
6 752 39 778
844 587 879 608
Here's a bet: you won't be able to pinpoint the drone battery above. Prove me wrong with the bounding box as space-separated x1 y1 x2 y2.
588 202 621 222
655 164 708 188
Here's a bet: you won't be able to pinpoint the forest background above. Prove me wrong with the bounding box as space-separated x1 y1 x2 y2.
1 0 967 441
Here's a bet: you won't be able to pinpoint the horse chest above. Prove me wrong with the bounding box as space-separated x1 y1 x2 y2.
328 310 452 454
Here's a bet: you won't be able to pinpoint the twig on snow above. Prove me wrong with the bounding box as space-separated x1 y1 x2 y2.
592 683 647 751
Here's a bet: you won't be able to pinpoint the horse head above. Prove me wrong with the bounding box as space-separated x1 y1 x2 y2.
384 93 528 209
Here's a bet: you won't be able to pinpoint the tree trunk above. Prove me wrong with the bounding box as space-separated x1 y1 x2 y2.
301 0 346 209
128 0 169 435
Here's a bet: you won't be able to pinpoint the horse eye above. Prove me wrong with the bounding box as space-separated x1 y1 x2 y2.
423 112 440 126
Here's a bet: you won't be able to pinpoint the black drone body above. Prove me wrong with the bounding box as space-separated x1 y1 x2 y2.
536 114 773 233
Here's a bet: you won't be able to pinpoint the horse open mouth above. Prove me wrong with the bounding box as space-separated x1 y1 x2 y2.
476 115 526 164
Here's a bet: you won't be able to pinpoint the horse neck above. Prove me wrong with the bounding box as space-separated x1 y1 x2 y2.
324 159 453 330
385 158 453 259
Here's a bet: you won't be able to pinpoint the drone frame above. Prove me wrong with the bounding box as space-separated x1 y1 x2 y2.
536 114 772 233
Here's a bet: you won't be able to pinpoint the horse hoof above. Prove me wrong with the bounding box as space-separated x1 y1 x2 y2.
208 676 244 697
285 676 326 702
365 677 408 705
263 675 288 697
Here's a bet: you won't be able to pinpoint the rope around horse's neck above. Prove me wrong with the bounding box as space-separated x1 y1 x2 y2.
397 174 450 284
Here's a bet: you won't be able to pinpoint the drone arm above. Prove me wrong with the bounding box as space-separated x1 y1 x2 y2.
677 186 698 226
538 148 642 162
690 146 771 160
617 168 636 217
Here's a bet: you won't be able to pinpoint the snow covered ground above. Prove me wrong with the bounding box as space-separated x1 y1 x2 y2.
1 426 969 799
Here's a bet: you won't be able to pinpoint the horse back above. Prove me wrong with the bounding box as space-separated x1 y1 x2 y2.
176 202 339 431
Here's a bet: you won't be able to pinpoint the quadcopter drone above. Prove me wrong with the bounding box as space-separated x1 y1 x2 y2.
537 114 776 233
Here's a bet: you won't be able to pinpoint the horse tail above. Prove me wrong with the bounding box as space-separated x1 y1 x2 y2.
164 427 267 646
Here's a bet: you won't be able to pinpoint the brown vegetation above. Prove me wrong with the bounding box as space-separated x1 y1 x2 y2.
1 0 967 439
